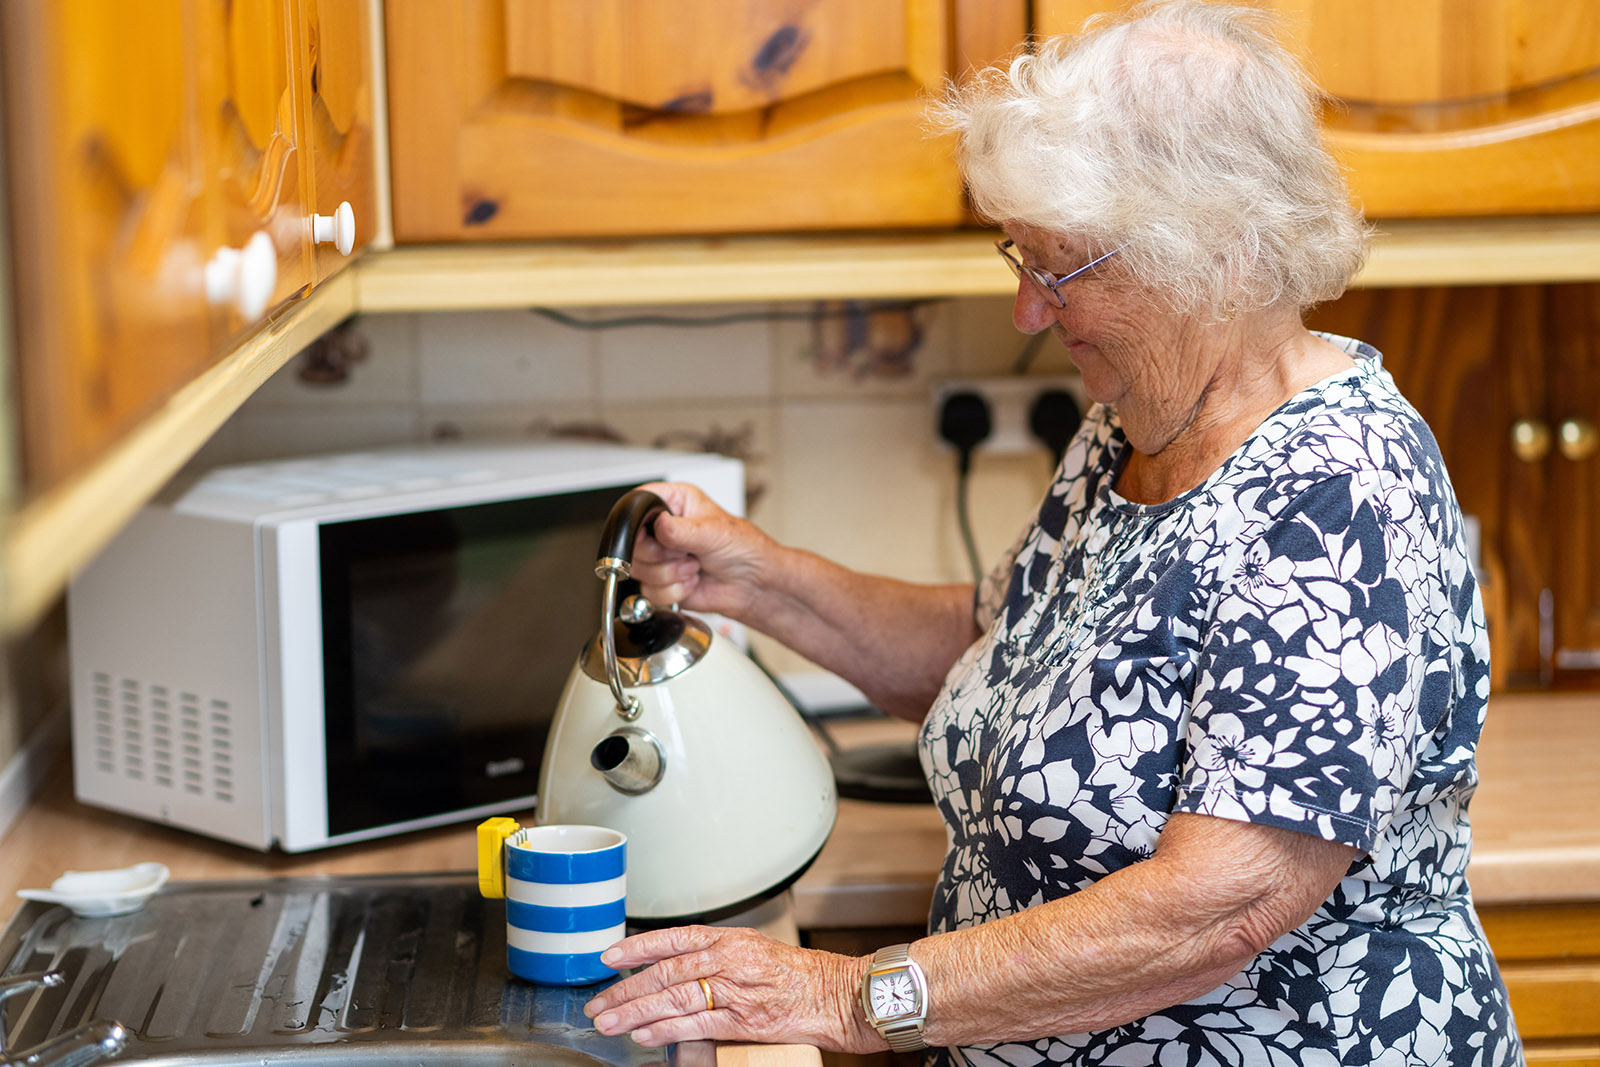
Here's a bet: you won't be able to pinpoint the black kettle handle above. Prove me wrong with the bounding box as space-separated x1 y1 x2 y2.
595 489 670 576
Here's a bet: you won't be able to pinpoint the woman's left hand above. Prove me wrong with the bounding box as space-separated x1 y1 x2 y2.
584 925 882 1051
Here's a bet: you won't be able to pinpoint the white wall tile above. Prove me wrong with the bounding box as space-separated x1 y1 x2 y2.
418 309 595 405
229 407 421 462
774 398 948 582
595 304 771 402
950 295 1080 378
179 419 241 475
774 397 1056 587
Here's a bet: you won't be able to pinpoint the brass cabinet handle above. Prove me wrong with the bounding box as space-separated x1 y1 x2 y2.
1510 418 1552 463
1558 418 1598 461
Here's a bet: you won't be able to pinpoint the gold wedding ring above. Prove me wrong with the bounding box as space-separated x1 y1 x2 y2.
698 977 715 1012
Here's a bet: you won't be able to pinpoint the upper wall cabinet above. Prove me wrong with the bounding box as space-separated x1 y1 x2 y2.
1034 1 1600 217
299 0 380 281
3 1 215 492
384 0 1023 241
2 0 376 495
196 0 316 342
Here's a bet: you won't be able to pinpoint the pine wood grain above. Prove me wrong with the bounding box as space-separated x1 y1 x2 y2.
1032 1 1600 217
299 0 379 282
384 0 967 240
0 0 214 490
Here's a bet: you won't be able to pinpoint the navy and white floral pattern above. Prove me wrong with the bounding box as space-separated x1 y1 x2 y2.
919 337 1520 1066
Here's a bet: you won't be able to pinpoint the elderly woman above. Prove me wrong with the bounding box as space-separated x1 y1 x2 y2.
582 3 1520 1064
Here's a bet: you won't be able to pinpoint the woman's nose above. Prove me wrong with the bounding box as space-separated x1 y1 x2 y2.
1012 279 1056 335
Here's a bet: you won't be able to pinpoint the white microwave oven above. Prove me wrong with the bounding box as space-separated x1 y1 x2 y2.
68 442 744 851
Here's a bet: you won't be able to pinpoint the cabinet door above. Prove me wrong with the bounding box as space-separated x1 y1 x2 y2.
1306 284 1600 691
296 0 378 280
1546 287 1600 681
1306 289 1533 688
1 0 214 491
385 0 968 240
195 0 315 341
1033 1 1600 217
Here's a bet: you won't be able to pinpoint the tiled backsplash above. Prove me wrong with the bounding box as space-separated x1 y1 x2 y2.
202 297 1081 679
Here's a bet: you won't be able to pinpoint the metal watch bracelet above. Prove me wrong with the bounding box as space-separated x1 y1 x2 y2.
866 943 929 1053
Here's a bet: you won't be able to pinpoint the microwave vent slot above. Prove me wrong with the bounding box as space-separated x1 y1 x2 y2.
86 673 235 803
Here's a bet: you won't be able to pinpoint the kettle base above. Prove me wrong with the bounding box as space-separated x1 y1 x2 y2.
622 840 828 928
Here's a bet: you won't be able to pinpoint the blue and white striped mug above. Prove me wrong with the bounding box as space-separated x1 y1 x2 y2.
503 824 627 985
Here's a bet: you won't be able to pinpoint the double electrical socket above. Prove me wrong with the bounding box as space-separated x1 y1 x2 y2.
932 375 1091 455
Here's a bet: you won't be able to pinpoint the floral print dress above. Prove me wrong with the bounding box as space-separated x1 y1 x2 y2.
919 337 1521 1066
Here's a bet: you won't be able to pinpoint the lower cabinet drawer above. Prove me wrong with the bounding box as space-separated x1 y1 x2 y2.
1500 961 1600 1039
1481 901 1600 1055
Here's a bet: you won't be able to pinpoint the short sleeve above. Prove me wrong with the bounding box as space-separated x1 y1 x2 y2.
1175 470 1447 852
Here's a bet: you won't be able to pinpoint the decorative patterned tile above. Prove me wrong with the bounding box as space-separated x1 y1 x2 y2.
418 402 608 446
597 400 778 525
772 298 956 398
248 312 419 406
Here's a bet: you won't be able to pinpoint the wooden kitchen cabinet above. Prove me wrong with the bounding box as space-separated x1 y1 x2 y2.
1 1 216 492
1 0 376 497
1035 1 1600 218
298 0 381 283
383 0 1024 241
1480 902 1600 1064
1306 284 1600 690
196 0 316 335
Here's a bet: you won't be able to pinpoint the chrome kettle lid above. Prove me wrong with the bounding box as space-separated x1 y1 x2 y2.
580 597 711 687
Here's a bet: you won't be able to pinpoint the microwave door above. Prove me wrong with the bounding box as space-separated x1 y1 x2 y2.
316 485 631 841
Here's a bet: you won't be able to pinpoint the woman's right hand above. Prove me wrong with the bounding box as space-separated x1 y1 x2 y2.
631 482 776 622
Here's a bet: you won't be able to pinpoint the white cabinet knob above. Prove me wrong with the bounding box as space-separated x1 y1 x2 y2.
312 201 356 256
205 231 278 320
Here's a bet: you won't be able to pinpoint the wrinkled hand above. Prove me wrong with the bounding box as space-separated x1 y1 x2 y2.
631 482 777 620
584 925 881 1052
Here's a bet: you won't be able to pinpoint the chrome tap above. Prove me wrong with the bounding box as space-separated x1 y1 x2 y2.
0 972 126 1067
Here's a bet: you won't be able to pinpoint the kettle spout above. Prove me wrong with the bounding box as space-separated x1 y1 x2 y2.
589 727 666 795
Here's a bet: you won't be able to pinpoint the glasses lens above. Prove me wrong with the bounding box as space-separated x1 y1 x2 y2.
998 241 1066 308
998 244 1024 280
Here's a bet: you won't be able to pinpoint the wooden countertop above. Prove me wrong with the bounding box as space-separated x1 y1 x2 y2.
1 691 1596 936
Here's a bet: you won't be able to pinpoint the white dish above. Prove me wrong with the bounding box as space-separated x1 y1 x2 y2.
16 862 170 917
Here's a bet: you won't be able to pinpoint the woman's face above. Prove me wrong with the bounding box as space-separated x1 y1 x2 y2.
1005 223 1207 451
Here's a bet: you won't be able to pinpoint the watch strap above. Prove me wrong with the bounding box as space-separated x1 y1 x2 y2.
864 943 928 1052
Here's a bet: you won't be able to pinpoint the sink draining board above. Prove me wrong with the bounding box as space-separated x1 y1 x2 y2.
0 872 671 1066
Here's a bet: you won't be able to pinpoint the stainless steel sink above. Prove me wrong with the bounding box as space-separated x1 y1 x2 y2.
0 873 672 1067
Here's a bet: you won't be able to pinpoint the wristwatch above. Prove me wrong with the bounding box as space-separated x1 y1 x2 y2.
860 943 929 1052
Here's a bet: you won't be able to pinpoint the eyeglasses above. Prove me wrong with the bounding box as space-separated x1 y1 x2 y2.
996 239 1121 309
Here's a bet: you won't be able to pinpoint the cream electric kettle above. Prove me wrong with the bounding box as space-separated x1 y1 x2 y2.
536 489 838 923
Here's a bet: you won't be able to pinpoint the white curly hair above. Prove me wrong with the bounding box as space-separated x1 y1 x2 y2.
931 0 1370 319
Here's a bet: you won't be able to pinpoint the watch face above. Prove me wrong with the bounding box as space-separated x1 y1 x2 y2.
869 970 920 1021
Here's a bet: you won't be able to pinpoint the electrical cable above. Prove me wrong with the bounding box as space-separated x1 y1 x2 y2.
937 391 993 586
955 472 982 586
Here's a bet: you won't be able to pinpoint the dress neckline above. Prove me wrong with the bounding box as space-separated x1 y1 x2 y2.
1100 347 1377 517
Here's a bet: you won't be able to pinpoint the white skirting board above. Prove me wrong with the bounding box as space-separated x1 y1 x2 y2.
0 710 67 843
